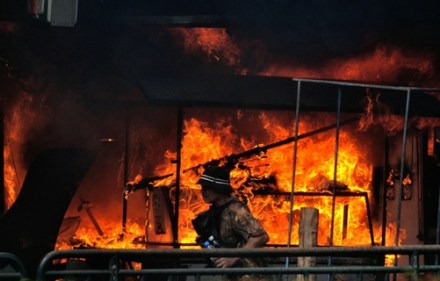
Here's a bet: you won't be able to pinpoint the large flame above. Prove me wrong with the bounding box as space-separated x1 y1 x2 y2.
143 112 404 248
3 92 42 210
262 45 435 85
53 111 407 250
171 27 436 86
4 27 425 252
3 147 19 208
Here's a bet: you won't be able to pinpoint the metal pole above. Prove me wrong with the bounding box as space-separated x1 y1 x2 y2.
0 95 4 215
381 137 389 246
435 180 440 265
393 89 412 276
327 87 342 281
122 106 130 232
394 89 411 246
173 107 184 248
330 87 343 247
364 194 375 246
285 80 301 268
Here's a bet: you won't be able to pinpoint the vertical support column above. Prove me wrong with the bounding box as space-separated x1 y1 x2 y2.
342 204 348 240
327 87 342 281
286 79 302 268
329 87 342 247
122 106 130 232
173 107 184 248
296 207 319 281
394 89 411 247
392 89 411 281
381 137 390 246
0 96 4 215
435 181 440 265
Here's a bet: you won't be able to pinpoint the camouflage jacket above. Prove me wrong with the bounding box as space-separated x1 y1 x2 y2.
215 197 268 268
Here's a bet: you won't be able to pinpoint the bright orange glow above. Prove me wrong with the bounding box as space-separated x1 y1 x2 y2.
57 219 145 250
261 45 435 86
402 174 412 186
3 147 19 208
148 113 402 248
4 27 422 251
56 112 409 250
3 92 36 210
170 28 242 68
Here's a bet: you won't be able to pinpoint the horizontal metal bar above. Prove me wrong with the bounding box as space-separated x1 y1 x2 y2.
254 191 368 197
37 245 440 280
43 266 419 277
291 78 440 93
38 245 440 260
0 272 26 279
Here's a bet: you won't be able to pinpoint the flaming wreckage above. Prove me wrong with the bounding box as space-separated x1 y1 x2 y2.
2 76 440 276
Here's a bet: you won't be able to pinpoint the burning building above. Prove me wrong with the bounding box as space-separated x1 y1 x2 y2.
1 0 440 278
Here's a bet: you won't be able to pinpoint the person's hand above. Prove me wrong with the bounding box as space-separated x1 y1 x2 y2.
213 257 240 268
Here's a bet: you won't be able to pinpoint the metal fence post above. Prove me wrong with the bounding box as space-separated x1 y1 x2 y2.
109 255 119 281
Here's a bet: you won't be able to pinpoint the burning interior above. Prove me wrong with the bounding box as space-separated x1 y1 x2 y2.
1 6 440 276
2 74 440 271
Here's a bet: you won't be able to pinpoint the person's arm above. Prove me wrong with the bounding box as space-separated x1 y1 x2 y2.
242 232 269 249
213 232 269 268
213 203 269 268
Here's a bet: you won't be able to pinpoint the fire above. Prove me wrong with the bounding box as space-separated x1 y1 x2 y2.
4 27 423 253
169 27 436 87
357 90 440 136
3 146 19 208
56 111 408 250
3 92 41 210
402 173 412 186
261 45 435 86
57 220 145 250
170 28 243 69
147 112 393 247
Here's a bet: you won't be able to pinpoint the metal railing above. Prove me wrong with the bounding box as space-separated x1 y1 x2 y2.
36 245 440 281
0 252 27 280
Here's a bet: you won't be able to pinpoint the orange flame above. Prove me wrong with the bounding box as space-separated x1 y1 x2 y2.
170 28 436 86
261 45 435 86
58 112 409 250
170 28 242 68
3 92 40 209
3 146 19 208
149 113 390 247
402 173 412 186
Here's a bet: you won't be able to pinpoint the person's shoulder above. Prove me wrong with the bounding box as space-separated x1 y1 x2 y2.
226 199 248 212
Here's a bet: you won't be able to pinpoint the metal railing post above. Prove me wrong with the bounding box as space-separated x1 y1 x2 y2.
409 251 419 281
109 255 119 281
0 252 27 280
